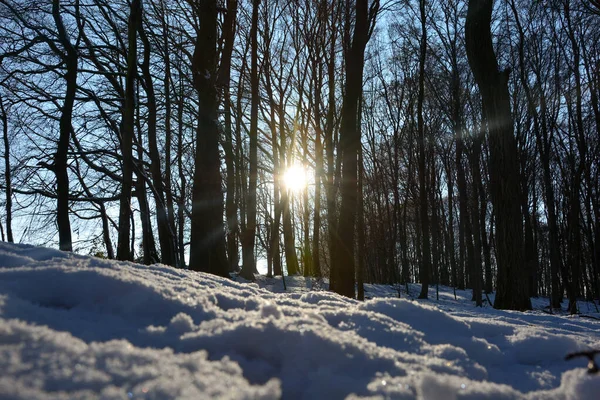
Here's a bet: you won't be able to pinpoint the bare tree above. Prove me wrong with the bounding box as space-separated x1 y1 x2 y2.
240 0 260 280
188 0 228 276
465 0 531 310
416 0 430 299
331 0 379 298
0 95 12 242
117 0 141 261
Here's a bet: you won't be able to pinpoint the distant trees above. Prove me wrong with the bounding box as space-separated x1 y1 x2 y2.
0 0 598 312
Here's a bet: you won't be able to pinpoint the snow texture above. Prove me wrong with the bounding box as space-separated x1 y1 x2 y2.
0 241 598 399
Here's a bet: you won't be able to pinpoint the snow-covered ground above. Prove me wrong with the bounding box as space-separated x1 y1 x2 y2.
0 242 599 399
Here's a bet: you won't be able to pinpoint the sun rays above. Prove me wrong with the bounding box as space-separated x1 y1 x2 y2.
282 164 308 193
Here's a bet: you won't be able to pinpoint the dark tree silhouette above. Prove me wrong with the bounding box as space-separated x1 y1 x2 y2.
331 0 379 298
188 0 228 276
117 0 140 261
465 0 531 310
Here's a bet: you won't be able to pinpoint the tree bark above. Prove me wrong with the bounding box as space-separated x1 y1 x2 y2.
565 1 586 314
465 0 531 310
443 157 456 288
264 72 282 276
509 0 562 305
220 0 239 272
176 73 187 267
188 0 228 277
325 4 339 287
281 183 299 275
357 146 365 300
158 0 179 267
240 0 260 280
469 140 483 306
135 103 158 264
417 0 430 299
311 40 324 278
138 11 176 266
0 97 12 243
331 0 378 298
117 0 140 261
479 171 493 294
52 0 76 252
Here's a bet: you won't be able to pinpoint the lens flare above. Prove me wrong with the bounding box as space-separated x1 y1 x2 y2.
282 164 307 193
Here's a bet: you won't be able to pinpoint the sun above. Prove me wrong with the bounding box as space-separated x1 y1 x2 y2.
282 164 308 193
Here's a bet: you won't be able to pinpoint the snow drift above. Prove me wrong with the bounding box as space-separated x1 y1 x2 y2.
0 242 598 399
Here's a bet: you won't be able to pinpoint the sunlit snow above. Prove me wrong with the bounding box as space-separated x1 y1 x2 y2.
0 242 598 399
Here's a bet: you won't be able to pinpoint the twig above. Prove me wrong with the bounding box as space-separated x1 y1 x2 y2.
565 350 600 374
485 292 493 307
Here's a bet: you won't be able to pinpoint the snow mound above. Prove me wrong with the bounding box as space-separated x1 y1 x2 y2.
0 242 599 399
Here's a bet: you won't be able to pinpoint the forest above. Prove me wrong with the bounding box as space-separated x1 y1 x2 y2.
0 0 599 313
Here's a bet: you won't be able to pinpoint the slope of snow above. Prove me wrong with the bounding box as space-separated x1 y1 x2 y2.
0 242 599 399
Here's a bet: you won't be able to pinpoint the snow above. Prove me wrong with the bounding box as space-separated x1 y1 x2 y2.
0 242 599 399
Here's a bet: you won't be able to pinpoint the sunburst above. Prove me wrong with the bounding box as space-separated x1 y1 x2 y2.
282 164 308 193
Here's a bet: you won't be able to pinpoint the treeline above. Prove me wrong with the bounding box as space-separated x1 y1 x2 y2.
0 0 598 312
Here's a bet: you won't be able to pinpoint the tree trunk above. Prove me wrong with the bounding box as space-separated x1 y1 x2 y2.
416 0 430 299
224 96 239 272
357 147 365 300
312 64 324 278
240 0 260 280
456 138 471 291
221 0 239 273
465 0 531 310
302 116 311 277
0 97 12 243
138 14 176 266
117 0 140 261
469 140 483 306
52 0 76 252
135 169 158 264
565 1 586 314
325 7 338 287
281 186 299 275
189 0 228 277
331 0 378 298
268 104 282 277
430 154 442 286
159 0 179 267
176 74 187 267
99 203 114 259
236 63 248 273
479 171 493 294
508 0 559 305
135 104 158 265
444 158 456 287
